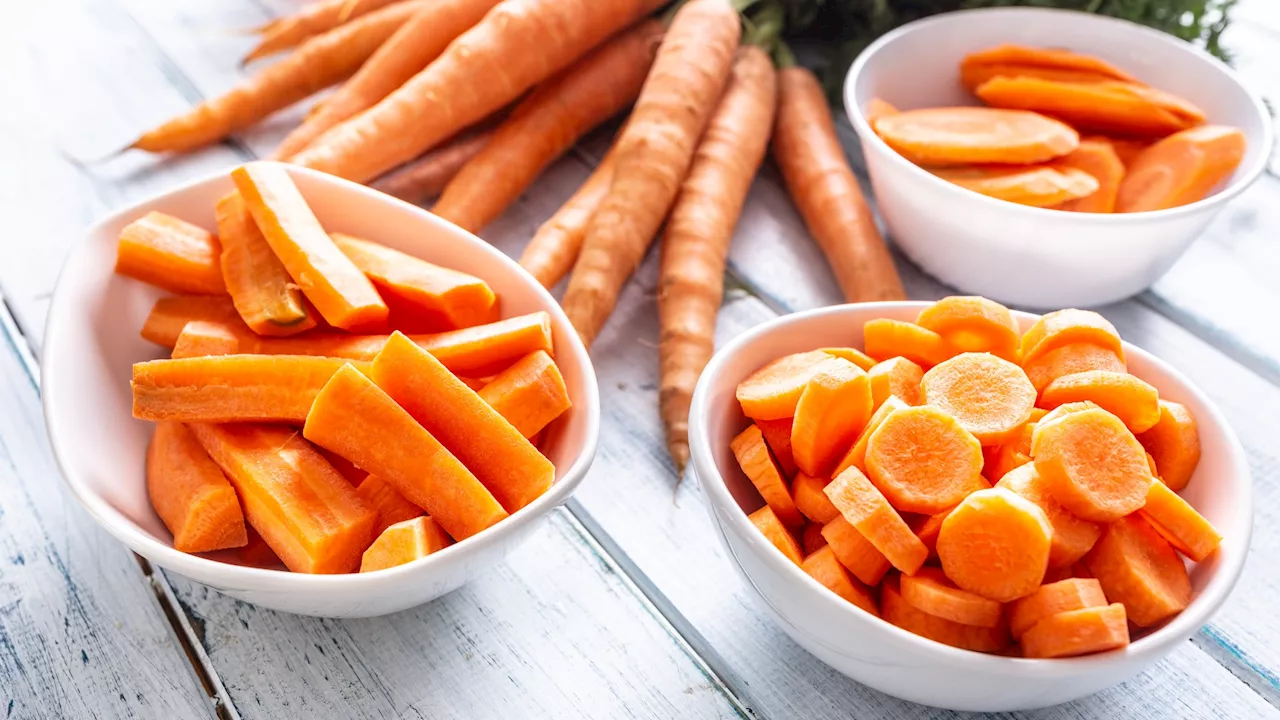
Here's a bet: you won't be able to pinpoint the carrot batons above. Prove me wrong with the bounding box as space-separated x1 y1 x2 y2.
901 567 1003 628
1040 370 1160 433
147 422 247 553
975 77 1204 137
1085 514 1191 627
937 488 1052 602
1116 125 1247 212
922 353 1036 445
749 506 803 567
1022 342 1126 395
231 163 388 331
821 517 892 587
960 44 1138 89
882 577 1011 653
792 472 839 525
802 523 828 555
996 463 1102 568
1053 139 1126 213
1020 603 1130 658
141 295 246 347
303 363 509 540
189 423 376 574
171 320 241 359
862 319 954 368
1008 577 1108 640
731 424 804 530
1137 400 1201 491
915 296 1019 362
215 191 315 335
933 166 1098 208
360 516 454 573
873 107 1078 166
791 358 872 477
803 545 879 616
865 405 985 514
1141 480 1222 562
756 417 798 477
477 350 571 439
825 466 928 575
1031 406 1154 522
735 350 833 421
356 474 425 537
1019 309 1124 366
115 212 226 295
867 357 923 410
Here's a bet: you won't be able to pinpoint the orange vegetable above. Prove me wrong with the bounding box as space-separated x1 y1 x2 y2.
141 295 246 348
237 527 285 569
802 545 879 616
863 319 954 368
1052 139 1126 213
735 350 834 421
1141 481 1222 562
821 517 891 587
356 474 425 536
321 448 368 485
915 296 1020 362
1116 125 1247 212
864 97 899 125
360 516 454 572
1040 370 1160 433
370 125 495 204
975 77 1205 137
476 350 571 439
867 357 923 410
1137 400 1201 491
215 191 316 335
983 407 1047 482
731 424 804 530
1085 514 1190 627
1022 342 1126 395
821 347 877 371
960 45 1138 87
1031 406 1153 522
519 147 619 289
996 463 1102 569
921 353 1036 445
1019 309 1124 365
933 166 1099 208
115 212 225 295
910 505 954 558
791 358 873 477
865 405 985 514
831 396 909 478
749 506 803 566
189 423 376 573
1108 137 1151 167
961 64 1131 91
1021 603 1129 658
170 321 241 359
882 577 1011 653
874 107 1078 166
756 417 798 477
937 488 1053 602
1008 577 1108 640
793 472 839 525
802 522 828 555
243 0 406 63
901 567 1003 628
146 422 247 553
825 466 928 575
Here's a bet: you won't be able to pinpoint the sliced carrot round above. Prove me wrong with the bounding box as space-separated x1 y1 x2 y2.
1008 577 1108 641
1019 309 1124 365
937 487 1052 602
909 505 955 559
865 405 986 514
873 107 1078 166
1052 139 1126 213
821 346 876 371
1084 514 1191 627
749 506 803 566
1031 407 1153 522
802 545 879 617
1116 125 1248 212
933 166 1099 208
996 463 1102 569
960 63 1129 92
791 358 873 476
915 296 1020 361
976 77 1204 137
825 466 928 575
1140 481 1222 562
901 567 1003 628
832 396 910 478
1035 400 1100 430
821 517 891 586
1021 603 1129 658
736 350 833 421
1040 370 1160 433
960 45 1139 85
882 576 1011 653
731 425 804 529
862 319 954 368
868 357 923 410
983 408 1047 482
921 353 1037 445
793 472 839 525
1137 399 1201 491
1022 342 1126 395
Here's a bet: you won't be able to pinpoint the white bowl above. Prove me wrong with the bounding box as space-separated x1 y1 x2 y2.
845 8 1273 309
42 163 601 618
688 302 1251 712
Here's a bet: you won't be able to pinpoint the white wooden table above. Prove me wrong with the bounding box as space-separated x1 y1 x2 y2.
3 1 1280 717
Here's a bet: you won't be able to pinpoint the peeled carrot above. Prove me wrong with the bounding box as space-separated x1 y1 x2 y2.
821 517 891 587
976 77 1205 137
825 466 928 575
189 423 376 574
774 66 904 303
901 567 1003 628
867 357 923 410
831 396 909 478
360 516 454 572
215 191 316 335
996 463 1102 569
519 148 619 288
862 319 954 368
756 417 798 477
802 522 828 556
1109 137 1151 167
802 545 879 616
477 350 571 439
731 424 804 530
910 505 954 558
915 296 1020 362
735 350 834 421
1137 400 1201 491
1141 481 1222 562
115 212 225 295
237 528 285 569
356 474 425 536
882 577 1011 653
937 487 1053 602
320 448 368 485
1040 370 1160 433
982 408 1046 481
864 97 898 126
1031 406 1153 522
1022 342 1126 395
147 422 247 553
821 347 877 371
791 358 873 477
961 64 1131 91
370 127 496 204
1022 603 1129 658
657 46 778 472
135 3 421 153
244 0 406 63
1085 514 1190 626
921 353 1036 445
961 45 1138 86
749 506 803 566
1019 309 1124 365
1036 400 1102 429
865 405 985 514
1008 577 1108 641
874 107 1078 166
933 166 1099 208
792 472 838 524
171 321 241 359
1116 125 1247 212
1052 139 1126 213
141 295 246 348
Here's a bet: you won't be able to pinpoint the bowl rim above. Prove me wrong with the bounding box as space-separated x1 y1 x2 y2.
843 6 1274 224
688 300 1253 669
40 161 602 589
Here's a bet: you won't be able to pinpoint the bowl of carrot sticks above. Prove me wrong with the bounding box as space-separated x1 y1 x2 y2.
844 8 1272 309
41 161 600 618
688 296 1250 711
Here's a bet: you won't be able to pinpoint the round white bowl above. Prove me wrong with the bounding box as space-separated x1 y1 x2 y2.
688 302 1251 712
845 8 1273 309
42 162 601 618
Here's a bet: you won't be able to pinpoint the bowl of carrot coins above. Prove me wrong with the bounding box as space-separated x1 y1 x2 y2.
688 296 1250 711
41 161 600 618
844 8 1272 309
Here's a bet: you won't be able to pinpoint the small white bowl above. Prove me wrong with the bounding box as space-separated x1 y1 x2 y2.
845 8 1273 309
688 302 1251 712
42 163 601 618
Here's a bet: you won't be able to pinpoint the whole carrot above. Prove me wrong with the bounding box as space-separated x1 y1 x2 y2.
518 146 619 289
245 0 407 64
370 127 495 204
561 0 741 347
432 20 664 233
659 46 778 472
135 2 423 154
772 65 905 302
274 0 503 160
291 0 667 183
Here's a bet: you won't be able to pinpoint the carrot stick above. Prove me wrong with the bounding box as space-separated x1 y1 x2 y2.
825 466 929 575
790 358 873 477
802 522 827 556
135 3 422 154
147 422 247 553
231 163 389 331
370 127 495 204
518 147 619 289
1020 603 1129 658
141 295 246 348
756 417 798 477
115 212 225 295
477 350 572 439
292 0 668 182
171 320 242 359
434 20 664 233
1116 125 1247 212
1137 400 1201 491
215 191 317 335
355 474 425 537
732 424 804 530
360 516 453 572
774 66 904 303
865 405 985 514
802 545 879 616
1140 480 1222 562
748 506 803 566
243 0 407 63
920 353 1036 445
1008 577 1108 641
937 487 1053 602
657 46 777 471
821 517 891 586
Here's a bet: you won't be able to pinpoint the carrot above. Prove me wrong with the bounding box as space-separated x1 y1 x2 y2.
215 191 316 335
1085 514 1191 626
933 166 1099 208
983 408 1048 482
243 0 407 63
873 107 1078 166
237 528 285 569
961 45 1139 85
821 517 892 587
1137 400 1201 491
115 212 225 295
865 405 986 514
1036 400 1102 429
360 516 454 572
961 64 1133 92
756 417 798 477
135 3 422 153
274 0 502 160
864 97 899 126
921 353 1037 445
476 350 571 439
1116 125 1247 212
910 505 954 558
1021 603 1130 659
1019 309 1124 365
657 46 778 472
915 296 1020 362
1109 137 1151 167
996 463 1102 569
831 396 909 478
791 358 873 477
1022 342 1126 395
371 332 555 511
821 347 877 371
171 320 242 359
189 422 376 573
867 357 923 410
1040 370 1160 433
304 363 509 539
862 319 954 368
792 472 839 525
132 355 368 423
774 66 905 303
1052 139 1126 213
901 567 1003 628
231 163 389 331
731 424 804 530
802 545 879 616
825 466 928 575
1008 577 1108 640
562 0 741 346
370 127 495 204
937 487 1053 602
320 448 367 485
141 295 245 348
1031 406 1153 522
736 350 835 421
802 522 828 555
749 506 803 566
355 474 425 536
881 576 1011 653
977 77 1205 137
519 148 619 289
292 0 667 182
147 422 247 553
1141 480 1222 562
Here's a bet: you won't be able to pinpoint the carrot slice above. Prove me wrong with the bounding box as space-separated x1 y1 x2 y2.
1116 125 1247 212
142 295 246 348
303 363 509 540
803 545 879 616
230 162 388 331
1084 514 1191 626
1036 400 1102 429
832 396 909 478
475 350 571 439
864 97 899 126
756 417 798 477
821 517 892 586
882 576 1011 653
147 422 247 553
132 355 368 423
975 77 1205 137
331 232 496 329
825 466 929 575
115 212 225 295
1040 370 1160 433
356 474 425 537
215 191 315 335
1022 342 1126 395
793 472 839 524
171 320 241 359
791 358 873 476
934 165 1098 208
1031 406 1153 522
1140 481 1222 562
1137 400 1201 491
996 463 1102 569
915 296 1020 362
1019 309 1124 365
961 45 1139 85
865 405 986 514
867 357 923 410
731 424 804 529
901 566 1003 628
189 423 376 574
911 505 955 558
736 350 834 421
748 506 802 566
862 319 954 368
1008 577 1108 640
1021 603 1129 658
360 516 454 573
1052 139 1126 213
961 64 1130 92
921 353 1036 445
821 346 877 371
802 522 828 555
1108 137 1151 167
937 487 1052 602
874 107 1078 166
983 407 1047 482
